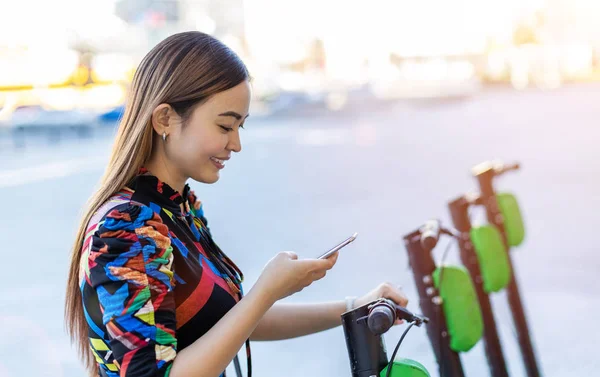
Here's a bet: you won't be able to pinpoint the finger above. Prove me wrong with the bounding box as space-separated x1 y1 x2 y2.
323 251 339 269
302 258 336 272
311 270 327 281
285 251 298 260
394 319 405 325
383 286 409 307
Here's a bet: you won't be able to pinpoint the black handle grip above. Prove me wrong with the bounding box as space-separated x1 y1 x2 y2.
366 299 430 335
367 304 395 335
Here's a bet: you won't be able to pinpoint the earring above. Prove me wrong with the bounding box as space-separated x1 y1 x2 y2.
162 131 167 142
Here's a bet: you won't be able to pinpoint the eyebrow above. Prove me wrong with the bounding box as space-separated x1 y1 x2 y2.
218 111 250 120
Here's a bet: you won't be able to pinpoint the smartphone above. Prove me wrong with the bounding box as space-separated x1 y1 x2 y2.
317 232 358 259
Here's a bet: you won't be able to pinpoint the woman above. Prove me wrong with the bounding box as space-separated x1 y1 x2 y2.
65 31 408 377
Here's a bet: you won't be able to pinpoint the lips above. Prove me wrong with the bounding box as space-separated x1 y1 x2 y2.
210 156 228 169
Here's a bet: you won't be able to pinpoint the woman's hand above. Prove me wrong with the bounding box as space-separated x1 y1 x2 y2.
255 251 339 305
354 282 409 324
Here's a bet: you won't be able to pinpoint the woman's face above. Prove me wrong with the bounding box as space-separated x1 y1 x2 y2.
167 80 251 184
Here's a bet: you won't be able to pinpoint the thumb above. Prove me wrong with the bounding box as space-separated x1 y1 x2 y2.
285 251 298 260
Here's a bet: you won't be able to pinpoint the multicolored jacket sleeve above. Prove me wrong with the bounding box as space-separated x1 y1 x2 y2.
88 203 177 376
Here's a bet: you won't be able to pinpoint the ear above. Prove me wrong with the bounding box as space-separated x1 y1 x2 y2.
151 103 176 137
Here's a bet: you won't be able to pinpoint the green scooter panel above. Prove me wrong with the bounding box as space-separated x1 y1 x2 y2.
380 358 430 377
470 225 512 293
496 192 526 247
432 266 483 352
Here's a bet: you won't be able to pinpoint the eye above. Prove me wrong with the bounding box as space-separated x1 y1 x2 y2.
219 125 233 132
239 123 245 130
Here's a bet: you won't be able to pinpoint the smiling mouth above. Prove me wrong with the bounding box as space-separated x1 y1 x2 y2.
210 157 226 168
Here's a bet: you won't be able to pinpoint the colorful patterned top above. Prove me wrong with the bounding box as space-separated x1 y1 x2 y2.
78 168 250 377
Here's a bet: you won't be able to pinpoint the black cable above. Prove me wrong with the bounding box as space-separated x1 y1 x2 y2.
233 355 243 377
385 322 417 377
437 236 455 271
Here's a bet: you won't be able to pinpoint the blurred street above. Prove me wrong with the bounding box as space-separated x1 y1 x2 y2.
0 83 598 377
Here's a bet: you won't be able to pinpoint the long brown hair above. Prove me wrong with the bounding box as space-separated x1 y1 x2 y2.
64 31 249 375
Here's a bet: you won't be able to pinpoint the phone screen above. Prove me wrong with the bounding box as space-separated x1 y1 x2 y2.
317 232 358 259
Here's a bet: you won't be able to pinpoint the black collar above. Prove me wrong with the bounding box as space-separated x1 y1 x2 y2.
127 167 192 216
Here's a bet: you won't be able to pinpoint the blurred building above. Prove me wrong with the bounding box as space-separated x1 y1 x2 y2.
115 0 180 23
114 0 246 52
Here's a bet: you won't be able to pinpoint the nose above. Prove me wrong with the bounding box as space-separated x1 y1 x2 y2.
227 130 242 153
